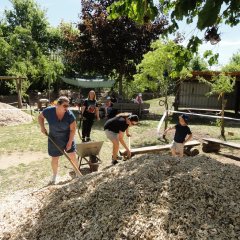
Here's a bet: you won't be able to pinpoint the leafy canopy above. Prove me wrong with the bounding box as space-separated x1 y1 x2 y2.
108 0 239 59
108 0 240 30
0 0 64 93
222 51 240 72
133 39 192 94
62 0 167 95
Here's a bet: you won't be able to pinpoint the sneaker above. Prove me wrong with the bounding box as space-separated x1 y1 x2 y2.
82 138 86 143
48 176 57 185
86 137 91 142
111 160 118 165
69 170 77 179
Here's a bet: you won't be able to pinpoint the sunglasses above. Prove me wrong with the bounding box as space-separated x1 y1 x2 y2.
63 104 69 108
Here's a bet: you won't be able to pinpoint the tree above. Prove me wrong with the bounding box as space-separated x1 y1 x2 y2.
64 0 167 96
222 51 240 72
200 73 235 139
189 55 209 71
133 39 192 129
58 22 80 77
108 0 240 54
0 0 64 101
108 0 240 31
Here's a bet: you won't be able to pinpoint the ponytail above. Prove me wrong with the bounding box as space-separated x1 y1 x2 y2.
128 114 139 122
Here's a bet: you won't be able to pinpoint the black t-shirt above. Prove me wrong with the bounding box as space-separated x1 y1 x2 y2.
83 99 97 119
104 116 129 133
174 124 192 143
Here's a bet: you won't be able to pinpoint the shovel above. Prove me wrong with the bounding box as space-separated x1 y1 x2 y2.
46 133 82 177
157 134 169 144
77 111 83 140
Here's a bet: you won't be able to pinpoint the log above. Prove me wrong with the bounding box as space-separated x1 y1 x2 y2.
202 142 221 153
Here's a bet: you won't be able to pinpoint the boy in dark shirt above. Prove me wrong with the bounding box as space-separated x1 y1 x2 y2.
163 114 192 157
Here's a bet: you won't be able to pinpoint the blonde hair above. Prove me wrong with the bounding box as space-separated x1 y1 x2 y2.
88 90 96 100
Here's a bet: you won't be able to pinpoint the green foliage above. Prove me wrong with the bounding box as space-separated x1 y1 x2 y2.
109 0 240 30
222 50 240 71
108 0 239 53
199 73 235 98
133 40 192 95
0 0 64 94
107 0 158 23
189 55 209 71
208 73 235 97
198 72 235 139
63 0 167 95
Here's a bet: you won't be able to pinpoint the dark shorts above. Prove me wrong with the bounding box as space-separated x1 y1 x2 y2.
48 138 76 157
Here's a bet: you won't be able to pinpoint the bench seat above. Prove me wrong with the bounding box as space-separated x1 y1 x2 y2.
112 102 150 117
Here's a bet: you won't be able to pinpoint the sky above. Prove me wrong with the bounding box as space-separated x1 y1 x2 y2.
0 0 240 69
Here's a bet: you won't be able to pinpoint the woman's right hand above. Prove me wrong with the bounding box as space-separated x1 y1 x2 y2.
41 127 47 135
126 149 131 158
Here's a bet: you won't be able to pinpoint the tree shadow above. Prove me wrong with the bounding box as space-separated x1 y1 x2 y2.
12 155 239 239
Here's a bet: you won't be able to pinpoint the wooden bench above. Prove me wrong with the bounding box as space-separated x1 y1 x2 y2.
112 102 150 117
202 137 240 153
120 140 201 157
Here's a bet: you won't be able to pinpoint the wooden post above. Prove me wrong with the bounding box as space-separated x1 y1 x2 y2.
164 95 169 131
221 94 226 140
16 78 23 109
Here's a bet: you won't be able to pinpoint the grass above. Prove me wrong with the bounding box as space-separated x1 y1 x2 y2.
0 98 239 201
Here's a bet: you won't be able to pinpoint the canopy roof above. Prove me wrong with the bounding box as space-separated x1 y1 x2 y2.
61 77 115 88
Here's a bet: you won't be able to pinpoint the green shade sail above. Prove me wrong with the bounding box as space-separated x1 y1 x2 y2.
61 77 115 88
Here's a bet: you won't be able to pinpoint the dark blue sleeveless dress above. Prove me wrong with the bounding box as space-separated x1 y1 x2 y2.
42 106 76 157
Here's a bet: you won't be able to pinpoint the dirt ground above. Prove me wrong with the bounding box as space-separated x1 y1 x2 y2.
0 152 49 170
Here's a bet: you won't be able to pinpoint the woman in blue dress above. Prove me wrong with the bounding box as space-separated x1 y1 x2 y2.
38 96 80 184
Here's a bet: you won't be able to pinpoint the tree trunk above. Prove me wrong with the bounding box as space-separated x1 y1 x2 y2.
221 94 226 140
164 94 168 130
16 79 23 109
118 73 123 97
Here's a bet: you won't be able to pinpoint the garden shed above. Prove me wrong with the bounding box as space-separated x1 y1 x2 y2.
175 71 240 114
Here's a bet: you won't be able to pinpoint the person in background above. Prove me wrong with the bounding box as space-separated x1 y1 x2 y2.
38 96 80 184
163 114 192 157
75 93 84 111
104 96 113 119
135 93 143 104
81 90 100 142
110 93 118 103
104 113 139 165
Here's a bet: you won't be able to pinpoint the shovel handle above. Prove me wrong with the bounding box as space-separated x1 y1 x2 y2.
128 136 131 150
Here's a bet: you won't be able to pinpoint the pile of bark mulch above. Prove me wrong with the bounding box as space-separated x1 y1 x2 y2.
0 155 239 240
0 102 33 126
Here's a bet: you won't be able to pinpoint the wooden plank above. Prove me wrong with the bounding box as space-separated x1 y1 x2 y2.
120 140 201 155
180 107 222 112
202 137 240 149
